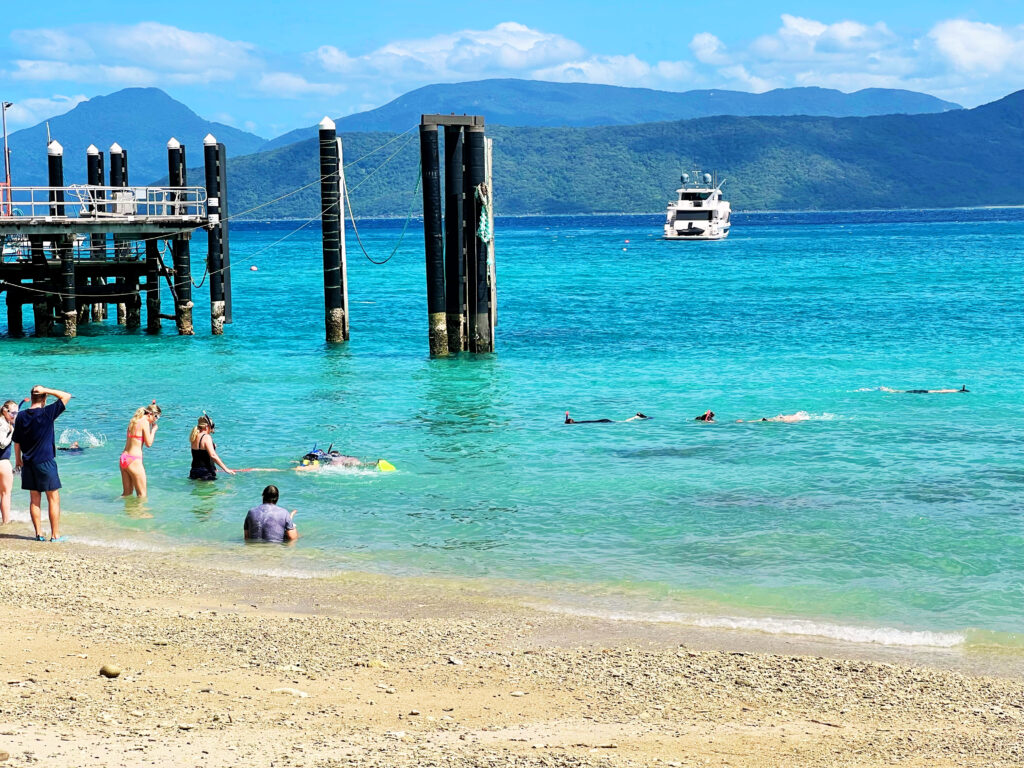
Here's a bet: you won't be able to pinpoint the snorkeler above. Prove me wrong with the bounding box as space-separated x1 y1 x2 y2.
695 410 715 422
564 411 649 424
881 386 969 394
737 411 811 423
296 445 395 472
57 441 83 453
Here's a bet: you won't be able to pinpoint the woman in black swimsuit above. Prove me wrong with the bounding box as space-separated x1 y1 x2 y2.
189 415 235 480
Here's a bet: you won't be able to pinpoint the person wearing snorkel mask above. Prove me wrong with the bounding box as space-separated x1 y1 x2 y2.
189 414 236 481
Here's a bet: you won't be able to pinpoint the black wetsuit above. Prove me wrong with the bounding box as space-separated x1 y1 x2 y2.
565 418 614 424
189 437 217 480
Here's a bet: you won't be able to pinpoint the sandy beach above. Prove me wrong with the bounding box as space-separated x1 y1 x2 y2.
0 535 1020 768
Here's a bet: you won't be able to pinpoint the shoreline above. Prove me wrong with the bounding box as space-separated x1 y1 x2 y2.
1 536 1022 766
5 509 1020 677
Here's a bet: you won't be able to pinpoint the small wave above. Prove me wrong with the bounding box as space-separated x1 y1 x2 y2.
534 604 964 648
70 536 172 553
58 428 106 448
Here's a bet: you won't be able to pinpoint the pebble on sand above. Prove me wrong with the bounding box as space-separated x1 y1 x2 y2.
99 664 121 679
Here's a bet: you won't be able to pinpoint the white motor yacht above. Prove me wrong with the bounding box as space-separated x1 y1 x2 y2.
663 171 730 240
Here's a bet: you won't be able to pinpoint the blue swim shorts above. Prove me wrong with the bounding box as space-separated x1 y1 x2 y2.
21 459 62 492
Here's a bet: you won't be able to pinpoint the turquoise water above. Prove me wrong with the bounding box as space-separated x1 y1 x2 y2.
4 209 1024 649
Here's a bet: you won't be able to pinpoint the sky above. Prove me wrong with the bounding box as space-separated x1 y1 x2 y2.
2 0 1024 139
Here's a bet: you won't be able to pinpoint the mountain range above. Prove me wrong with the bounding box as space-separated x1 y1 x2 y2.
8 81 1021 216
263 79 960 150
224 89 1024 216
6 88 266 187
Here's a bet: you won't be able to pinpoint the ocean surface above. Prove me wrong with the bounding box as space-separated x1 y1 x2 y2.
4 208 1024 652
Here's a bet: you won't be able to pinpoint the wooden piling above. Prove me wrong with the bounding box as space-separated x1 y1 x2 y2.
443 125 465 353
167 138 194 335
145 240 161 333
48 142 77 338
86 145 106 321
464 126 490 352
203 134 226 335
30 237 51 337
5 289 23 338
318 118 346 343
217 141 233 325
125 282 141 329
110 144 129 324
420 124 448 357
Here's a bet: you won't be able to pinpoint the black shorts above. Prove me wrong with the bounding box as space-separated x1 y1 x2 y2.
22 459 61 492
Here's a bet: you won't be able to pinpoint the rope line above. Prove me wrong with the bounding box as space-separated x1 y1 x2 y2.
345 164 422 266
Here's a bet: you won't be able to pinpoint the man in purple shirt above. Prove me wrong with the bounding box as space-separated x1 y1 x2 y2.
14 385 72 541
243 485 298 543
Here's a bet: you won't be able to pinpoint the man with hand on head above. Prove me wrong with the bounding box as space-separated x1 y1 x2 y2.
14 385 72 542
243 485 299 543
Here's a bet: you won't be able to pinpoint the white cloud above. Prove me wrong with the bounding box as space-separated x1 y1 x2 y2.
11 60 156 85
4 94 89 130
316 22 585 81
690 33 729 66
10 22 259 83
256 72 344 98
928 20 1018 73
751 14 895 62
533 55 693 89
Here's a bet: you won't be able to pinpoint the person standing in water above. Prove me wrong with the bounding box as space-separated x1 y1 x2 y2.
119 401 161 497
0 400 18 524
189 414 235 481
13 385 72 541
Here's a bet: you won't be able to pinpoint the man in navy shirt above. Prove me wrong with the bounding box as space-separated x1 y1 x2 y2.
14 385 72 541
244 485 299 543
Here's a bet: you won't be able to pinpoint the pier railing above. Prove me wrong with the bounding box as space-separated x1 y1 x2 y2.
0 185 208 220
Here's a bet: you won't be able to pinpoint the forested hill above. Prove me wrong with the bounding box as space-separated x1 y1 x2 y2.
7 88 267 186
224 90 1024 218
263 80 960 150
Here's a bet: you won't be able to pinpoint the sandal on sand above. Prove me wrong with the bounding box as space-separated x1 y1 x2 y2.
49 536 65 543
35 535 46 542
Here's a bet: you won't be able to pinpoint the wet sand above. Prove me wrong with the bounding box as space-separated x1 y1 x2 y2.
0 534 1022 767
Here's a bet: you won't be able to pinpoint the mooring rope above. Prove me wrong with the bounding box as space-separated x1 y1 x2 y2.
345 164 422 266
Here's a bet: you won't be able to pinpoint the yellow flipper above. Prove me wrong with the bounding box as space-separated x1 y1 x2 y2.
377 459 396 472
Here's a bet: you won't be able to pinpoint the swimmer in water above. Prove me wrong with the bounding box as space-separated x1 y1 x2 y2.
737 411 810 423
880 385 969 394
295 445 388 470
58 441 83 453
564 411 649 424
695 410 715 422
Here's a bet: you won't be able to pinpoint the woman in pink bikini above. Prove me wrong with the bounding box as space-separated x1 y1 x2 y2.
119 401 161 497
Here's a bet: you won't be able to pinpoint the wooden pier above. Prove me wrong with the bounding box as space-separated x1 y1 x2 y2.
0 136 231 337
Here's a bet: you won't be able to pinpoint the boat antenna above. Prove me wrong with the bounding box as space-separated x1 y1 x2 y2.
45 121 51 144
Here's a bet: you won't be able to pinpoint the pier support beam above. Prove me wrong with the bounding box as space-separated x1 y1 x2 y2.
48 142 77 338
443 125 466 353
420 124 448 357
318 118 347 343
110 144 130 324
204 134 226 335
86 145 107 322
30 238 52 338
145 240 161 333
6 289 23 337
168 138 194 335
464 126 490 352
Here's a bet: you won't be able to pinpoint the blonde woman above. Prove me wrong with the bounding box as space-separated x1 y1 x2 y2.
120 401 161 497
189 414 235 481
0 400 18 523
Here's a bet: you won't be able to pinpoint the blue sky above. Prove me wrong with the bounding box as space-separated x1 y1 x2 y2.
3 0 1023 138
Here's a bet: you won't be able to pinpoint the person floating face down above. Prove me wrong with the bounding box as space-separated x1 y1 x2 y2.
243 485 298 543
695 410 715 422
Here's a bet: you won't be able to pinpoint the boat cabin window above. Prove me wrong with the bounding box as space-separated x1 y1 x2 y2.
678 192 713 201
673 211 714 221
